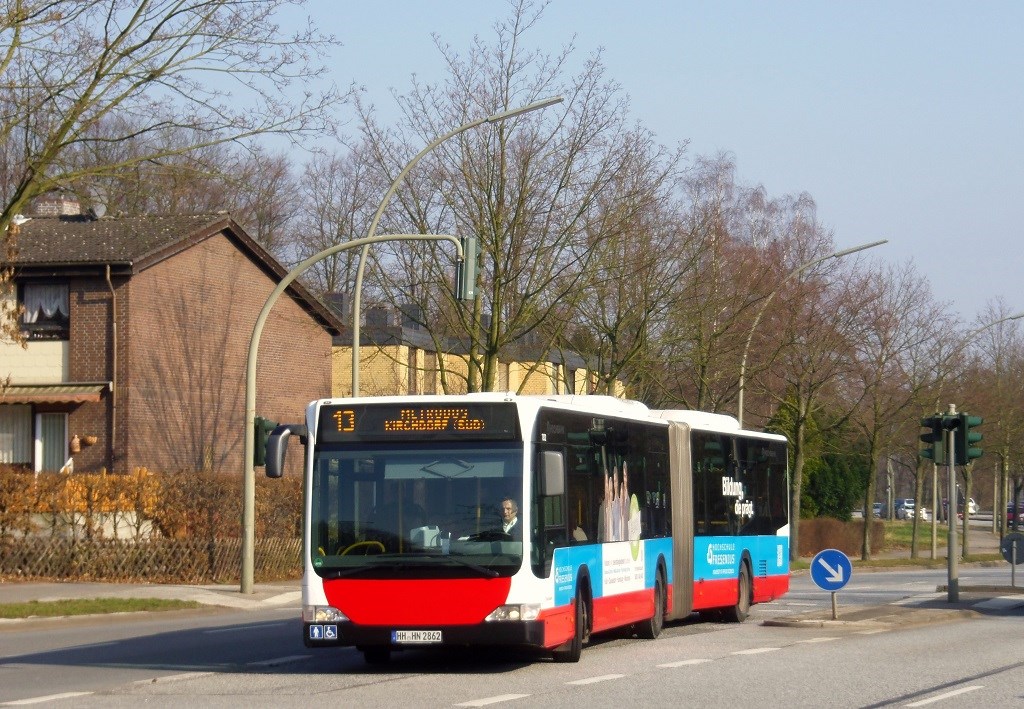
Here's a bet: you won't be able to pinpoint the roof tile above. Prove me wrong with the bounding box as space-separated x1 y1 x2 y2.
10 214 226 265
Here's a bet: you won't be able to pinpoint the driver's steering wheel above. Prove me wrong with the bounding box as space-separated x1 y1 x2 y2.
339 540 385 555
466 530 512 542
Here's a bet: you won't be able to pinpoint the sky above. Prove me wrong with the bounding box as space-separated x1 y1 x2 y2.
296 0 1024 321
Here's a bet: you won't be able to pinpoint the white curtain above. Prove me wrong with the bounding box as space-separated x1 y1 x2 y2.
23 284 69 323
0 405 32 464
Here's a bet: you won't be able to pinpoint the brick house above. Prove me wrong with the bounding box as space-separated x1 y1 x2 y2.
0 202 341 473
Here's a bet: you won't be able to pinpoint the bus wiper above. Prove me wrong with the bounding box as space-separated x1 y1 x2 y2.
321 555 499 579
320 559 420 578
319 565 383 579
419 553 499 578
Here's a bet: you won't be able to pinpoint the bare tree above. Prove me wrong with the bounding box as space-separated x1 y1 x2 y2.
849 263 948 559
646 154 759 411
229 147 301 257
649 155 832 416
563 137 688 395
358 0 675 393
758 258 872 561
1 0 343 340
960 300 1024 546
292 145 381 298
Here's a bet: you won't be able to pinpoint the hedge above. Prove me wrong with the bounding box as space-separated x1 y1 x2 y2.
0 467 302 582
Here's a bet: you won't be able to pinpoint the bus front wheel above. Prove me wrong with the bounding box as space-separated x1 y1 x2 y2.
552 593 587 663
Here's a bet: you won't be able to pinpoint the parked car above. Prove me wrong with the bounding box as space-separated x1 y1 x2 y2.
917 506 931 522
1008 501 1024 525
872 502 883 518
895 498 915 520
942 496 979 520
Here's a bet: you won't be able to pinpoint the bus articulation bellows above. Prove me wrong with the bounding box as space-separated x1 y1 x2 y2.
265 393 790 664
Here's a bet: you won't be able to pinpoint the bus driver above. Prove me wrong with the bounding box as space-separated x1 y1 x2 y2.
500 498 522 540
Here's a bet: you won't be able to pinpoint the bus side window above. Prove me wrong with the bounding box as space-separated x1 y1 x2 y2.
532 444 569 577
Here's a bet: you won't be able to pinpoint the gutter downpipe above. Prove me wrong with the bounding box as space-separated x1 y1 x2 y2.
105 265 117 468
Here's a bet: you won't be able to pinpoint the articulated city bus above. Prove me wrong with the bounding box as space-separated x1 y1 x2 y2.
265 393 789 664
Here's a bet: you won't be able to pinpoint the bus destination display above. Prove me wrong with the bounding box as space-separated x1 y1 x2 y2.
318 403 519 443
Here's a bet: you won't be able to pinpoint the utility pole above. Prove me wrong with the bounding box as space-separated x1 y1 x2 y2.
945 404 959 603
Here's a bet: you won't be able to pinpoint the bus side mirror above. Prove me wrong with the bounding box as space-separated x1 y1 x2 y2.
539 450 565 497
265 424 308 478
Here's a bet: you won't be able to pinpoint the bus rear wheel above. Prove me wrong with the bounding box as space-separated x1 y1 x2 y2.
636 571 665 639
722 562 751 623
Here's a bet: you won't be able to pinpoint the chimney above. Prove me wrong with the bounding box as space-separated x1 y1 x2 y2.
30 192 81 217
400 303 424 331
366 306 390 328
325 292 349 320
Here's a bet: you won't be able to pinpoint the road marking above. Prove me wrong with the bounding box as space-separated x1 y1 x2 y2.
856 629 889 635
455 694 531 706
204 621 289 634
566 674 624 685
658 658 711 668
71 641 118 650
796 637 838 644
205 626 251 634
1 692 93 705
905 685 982 706
133 671 214 685
246 654 311 668
731 647 780 655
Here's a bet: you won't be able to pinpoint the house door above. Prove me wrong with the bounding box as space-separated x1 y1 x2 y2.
36 412 68 472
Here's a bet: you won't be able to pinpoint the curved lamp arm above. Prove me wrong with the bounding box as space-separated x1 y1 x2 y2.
737 239 887 427
351 96 563 396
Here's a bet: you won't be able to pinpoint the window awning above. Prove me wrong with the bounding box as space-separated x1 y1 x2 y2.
1 382 110 404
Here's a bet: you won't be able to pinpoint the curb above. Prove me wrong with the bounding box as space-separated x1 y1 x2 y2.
763 605 978 629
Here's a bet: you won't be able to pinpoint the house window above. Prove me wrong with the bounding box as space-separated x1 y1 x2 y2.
0 405 32 464
21 283 70 340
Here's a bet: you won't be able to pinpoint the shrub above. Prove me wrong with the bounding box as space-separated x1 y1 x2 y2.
798 517 884 557
0 466 302 542
0 466 303 581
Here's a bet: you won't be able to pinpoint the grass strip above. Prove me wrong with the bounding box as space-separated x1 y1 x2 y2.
0 597 201 619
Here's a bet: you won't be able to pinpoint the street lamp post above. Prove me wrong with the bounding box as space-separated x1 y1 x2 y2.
241 96 562 593
240 233 464 594
736 239 888 427
350 96 563 396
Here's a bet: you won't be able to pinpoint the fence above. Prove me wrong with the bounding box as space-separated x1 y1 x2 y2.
0 467 302 582
0 537 301 582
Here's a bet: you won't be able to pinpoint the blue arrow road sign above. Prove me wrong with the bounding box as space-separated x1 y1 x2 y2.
810 548 852 592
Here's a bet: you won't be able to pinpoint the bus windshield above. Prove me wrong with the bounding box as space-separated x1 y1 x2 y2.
309 441 525 578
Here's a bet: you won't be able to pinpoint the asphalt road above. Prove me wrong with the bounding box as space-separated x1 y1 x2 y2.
2 567 1022 707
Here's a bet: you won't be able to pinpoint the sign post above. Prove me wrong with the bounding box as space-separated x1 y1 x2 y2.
1001 532 1024 588
810 548 852 620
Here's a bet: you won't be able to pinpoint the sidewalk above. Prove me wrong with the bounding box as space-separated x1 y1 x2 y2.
778 526 1024 629
0 579 300 612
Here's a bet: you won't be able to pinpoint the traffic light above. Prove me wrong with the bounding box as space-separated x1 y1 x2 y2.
919 415 944 462
456 235 478 301
954 413 983 465
253 415 277 467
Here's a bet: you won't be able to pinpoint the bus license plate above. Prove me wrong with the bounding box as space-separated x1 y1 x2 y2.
392 630 442 644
